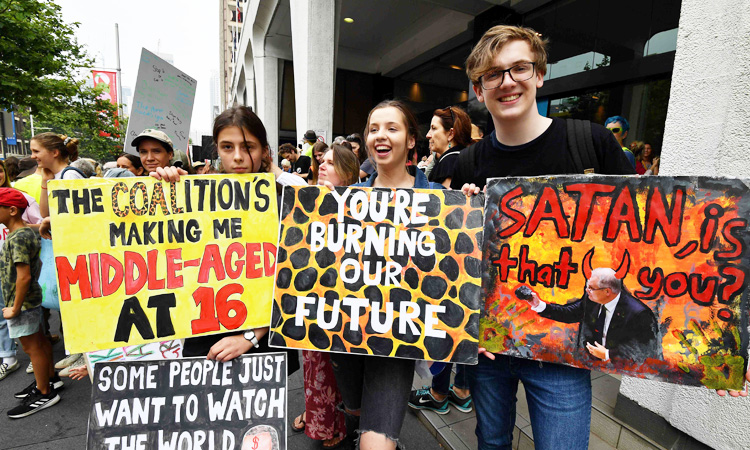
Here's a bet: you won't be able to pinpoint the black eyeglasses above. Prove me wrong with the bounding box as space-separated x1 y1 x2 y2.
586 285 608 292
479 62 536 90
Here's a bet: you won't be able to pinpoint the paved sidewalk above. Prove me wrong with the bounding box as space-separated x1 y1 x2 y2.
409 368 640 450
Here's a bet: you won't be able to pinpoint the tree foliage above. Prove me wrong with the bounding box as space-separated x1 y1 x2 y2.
0 0 122 161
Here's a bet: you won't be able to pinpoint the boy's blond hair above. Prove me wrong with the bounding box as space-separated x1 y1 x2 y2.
466 25 549 85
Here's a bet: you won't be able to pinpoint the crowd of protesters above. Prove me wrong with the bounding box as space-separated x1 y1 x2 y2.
0 24 740 450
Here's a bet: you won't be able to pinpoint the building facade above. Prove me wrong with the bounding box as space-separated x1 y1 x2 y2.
219 0 246 112
228 1 750 447
229 0 679 156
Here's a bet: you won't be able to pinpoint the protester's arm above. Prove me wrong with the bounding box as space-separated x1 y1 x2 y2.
149 166 188 182
40 217 52 239
39 168 55 218
206 327 269 362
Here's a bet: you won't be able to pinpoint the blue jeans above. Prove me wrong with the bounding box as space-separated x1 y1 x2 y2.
432 363 469 395
467 355 591 450
0 285 17 358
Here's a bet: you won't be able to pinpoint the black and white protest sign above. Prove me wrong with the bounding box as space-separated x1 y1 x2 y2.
87 353 287 450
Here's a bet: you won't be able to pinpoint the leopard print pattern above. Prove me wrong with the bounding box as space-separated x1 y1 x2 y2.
270 186 483 363
112 181 171 217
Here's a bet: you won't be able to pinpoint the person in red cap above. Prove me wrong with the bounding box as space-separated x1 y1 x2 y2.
0 188 62 418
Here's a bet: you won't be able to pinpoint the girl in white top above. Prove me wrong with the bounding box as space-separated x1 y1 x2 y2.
30 133 84 218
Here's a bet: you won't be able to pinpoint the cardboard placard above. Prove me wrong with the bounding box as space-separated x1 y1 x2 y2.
87 353 287 450
481 175 749 389
49 174 278 354
125 48 196 153
270 186 482 363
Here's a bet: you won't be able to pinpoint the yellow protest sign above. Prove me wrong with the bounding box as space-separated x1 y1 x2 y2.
48 174 278 354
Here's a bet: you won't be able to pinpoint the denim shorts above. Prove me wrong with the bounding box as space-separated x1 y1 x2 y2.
329 353 415 443
7 306 42 339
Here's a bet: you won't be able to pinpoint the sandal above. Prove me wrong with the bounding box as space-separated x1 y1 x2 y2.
291 411 306 432
322 434 346 450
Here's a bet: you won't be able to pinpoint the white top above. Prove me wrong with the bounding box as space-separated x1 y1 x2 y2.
54 167 85 180
600 293 621 347
276 171 307 186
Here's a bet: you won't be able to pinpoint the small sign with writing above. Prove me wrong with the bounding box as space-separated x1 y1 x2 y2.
87 353 287 450
125 48 196 153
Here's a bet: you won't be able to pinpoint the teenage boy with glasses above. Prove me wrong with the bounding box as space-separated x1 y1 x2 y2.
452 25 634 449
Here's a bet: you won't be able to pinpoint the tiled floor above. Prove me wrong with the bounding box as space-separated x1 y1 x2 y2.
411 369 663 450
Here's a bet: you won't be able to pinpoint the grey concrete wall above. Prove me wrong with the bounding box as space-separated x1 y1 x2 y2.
290 0 336 144
620 0 750 448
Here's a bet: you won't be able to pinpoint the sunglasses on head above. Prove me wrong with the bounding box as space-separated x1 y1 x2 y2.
608 127 622 134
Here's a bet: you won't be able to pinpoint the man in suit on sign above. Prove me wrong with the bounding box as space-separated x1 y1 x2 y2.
525 267 661 363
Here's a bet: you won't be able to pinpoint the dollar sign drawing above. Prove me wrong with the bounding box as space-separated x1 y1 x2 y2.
252 436 259 449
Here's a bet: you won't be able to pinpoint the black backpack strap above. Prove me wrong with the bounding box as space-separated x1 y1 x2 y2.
566 119 600 174
61 166 88 179
458 143 478 185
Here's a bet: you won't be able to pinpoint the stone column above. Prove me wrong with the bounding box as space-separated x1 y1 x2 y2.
249 0 281 159
254 55 280 158
619 0 750 448
289 0 336 144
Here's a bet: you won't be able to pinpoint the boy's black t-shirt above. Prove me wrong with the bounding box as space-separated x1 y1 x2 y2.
450 117 635 189
428 146 463 184
292 155 311 176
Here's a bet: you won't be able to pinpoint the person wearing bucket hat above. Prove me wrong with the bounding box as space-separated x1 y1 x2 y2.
192 160 214 175
301 129 318 158
131 129 181 174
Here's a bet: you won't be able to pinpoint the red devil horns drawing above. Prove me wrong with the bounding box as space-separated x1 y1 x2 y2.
582 248 631 280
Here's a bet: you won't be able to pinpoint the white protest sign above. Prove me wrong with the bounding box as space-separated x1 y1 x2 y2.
125 48 197 154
